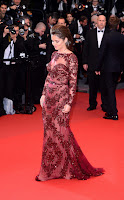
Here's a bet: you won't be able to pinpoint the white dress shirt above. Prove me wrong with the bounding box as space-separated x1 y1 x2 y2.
97 27 105 48
74 20 84 42
3 40 14 65
77 20 83 35
93 5 98 11
58 0 63 11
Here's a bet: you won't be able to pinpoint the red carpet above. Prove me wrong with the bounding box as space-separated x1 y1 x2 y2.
0 90 124 200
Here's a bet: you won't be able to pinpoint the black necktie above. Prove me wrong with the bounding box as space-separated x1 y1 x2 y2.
98 30 103 32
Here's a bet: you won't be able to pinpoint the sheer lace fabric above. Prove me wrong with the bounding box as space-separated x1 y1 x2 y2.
38 52 104 181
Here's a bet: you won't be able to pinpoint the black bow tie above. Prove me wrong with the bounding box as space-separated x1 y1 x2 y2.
98 30 103 32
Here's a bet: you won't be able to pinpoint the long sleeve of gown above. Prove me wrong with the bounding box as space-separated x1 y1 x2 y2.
68 54 78 106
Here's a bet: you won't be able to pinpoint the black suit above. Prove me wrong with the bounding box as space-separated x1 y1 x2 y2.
0 35 25 111
82 28 109 109
74 20 89 78
88 5 100 14
98 30 124 72
67 20 77 37
97 30 124 115
25 33 47 103
33 0 58 13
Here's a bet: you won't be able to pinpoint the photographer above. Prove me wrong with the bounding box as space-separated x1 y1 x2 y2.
25 22 47 104
0 1 13 26
71 1 90 20
88 0 105 17
0 24 26 115
90 14 98 29
74 15 89 79
13 15 37 114
17 20 47 106
7 0 26 23
18 15 32 41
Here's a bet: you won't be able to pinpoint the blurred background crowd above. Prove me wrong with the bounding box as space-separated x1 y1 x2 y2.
0 0 124 116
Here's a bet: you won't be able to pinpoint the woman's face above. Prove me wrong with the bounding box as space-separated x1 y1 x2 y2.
51 35 67 51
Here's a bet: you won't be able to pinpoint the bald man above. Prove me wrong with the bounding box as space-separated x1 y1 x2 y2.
83 15 109 111
26 22 47 104
96 16 124 120
91 15 98 29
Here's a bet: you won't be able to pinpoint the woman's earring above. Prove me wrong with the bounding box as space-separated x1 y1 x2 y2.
66 40 70 47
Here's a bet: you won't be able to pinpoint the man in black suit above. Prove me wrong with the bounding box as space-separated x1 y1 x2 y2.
0 1 13 26
74 15 89 79
88 0 103 17
7 0 27 23
96 16 124 120
83 14 109 111
0 24 26 115
104 0 124 19
43 12 58 35
29 22 47 103
33 0 58 14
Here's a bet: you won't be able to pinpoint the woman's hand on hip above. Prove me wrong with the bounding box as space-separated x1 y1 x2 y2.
62 104 71 113
40 95 45 108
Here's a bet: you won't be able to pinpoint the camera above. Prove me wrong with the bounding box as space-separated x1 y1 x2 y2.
118 12 124 18
1 16 12 26
11 2 26 12
6 25 16 34
90 21 96 29
19 25 25 35
17 5 26 13
80 35 85 41
14 18 30 36
97 6 105 15
78 4 88 10
19 24 30 36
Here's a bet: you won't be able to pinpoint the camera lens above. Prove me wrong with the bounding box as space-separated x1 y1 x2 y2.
19 28 25 35
11 30 16 34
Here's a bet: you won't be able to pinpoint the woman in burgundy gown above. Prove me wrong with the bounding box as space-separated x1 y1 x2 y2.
36 25 104 181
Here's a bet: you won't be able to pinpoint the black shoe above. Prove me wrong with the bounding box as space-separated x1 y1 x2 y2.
32 105 36 112
103 113 118 120
87 106 96 111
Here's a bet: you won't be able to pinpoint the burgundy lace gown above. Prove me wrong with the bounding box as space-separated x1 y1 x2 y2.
37 52 104 181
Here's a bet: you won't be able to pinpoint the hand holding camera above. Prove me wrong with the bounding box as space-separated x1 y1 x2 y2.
3 26 10 37
10 4 17 10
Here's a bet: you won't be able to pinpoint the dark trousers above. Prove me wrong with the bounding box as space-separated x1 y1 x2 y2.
2 64 16 100
74 42 83 78
0 64 16 115
31 58 47 104
14 63 26 109
104 72 120 115
88 71 107 109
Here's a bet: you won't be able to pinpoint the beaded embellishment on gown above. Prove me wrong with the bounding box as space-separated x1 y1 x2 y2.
37 52 104 181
